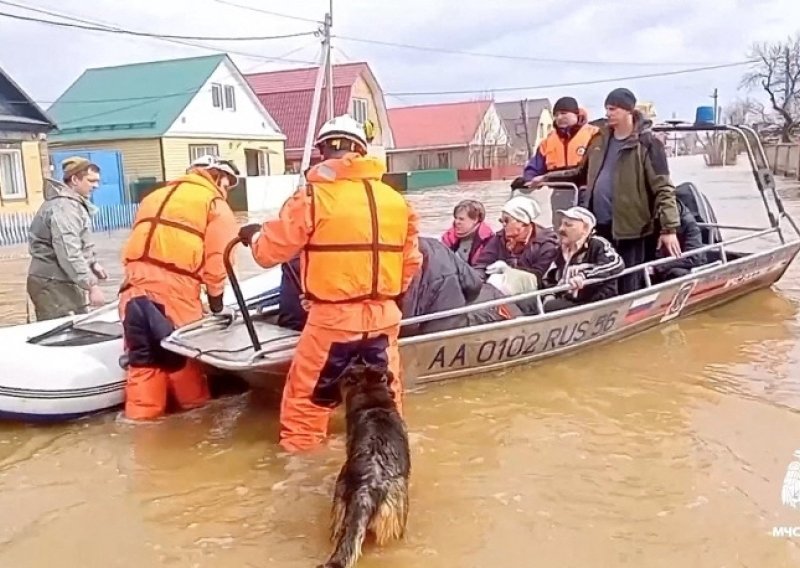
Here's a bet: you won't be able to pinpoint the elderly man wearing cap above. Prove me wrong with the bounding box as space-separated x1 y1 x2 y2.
473 196 558 312
542 206 624 312
530 87 681 295
27 156 107 321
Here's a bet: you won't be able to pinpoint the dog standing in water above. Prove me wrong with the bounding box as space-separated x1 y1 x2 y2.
318 358 411 568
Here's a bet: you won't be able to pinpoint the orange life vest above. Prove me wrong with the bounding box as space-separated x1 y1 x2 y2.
539 123 598 171
302 156 409 303
122 173 223 280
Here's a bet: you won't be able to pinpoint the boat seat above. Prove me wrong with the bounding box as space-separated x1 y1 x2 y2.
675 181 723 246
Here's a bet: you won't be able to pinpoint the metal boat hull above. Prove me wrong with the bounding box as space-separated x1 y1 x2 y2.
162 241 800 390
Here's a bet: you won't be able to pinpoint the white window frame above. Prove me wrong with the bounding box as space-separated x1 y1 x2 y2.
211 83 223 109
257 150 270 176
188 144 219 163
223 85 236 111
352 97 368 124
0 149 26 199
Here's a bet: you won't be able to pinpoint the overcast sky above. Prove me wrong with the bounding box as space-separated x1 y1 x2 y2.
1 0 799 122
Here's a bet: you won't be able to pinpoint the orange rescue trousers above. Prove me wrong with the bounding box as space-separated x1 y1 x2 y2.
119 286 210 420
280 323 403 453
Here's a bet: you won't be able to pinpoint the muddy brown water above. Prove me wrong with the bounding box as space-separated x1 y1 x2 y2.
1 156 800 567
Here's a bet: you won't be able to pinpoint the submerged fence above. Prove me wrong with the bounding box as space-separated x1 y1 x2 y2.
0 202 139 247
764 143 800 180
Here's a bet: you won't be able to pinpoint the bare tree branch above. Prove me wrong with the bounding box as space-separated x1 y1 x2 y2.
740 34 800 141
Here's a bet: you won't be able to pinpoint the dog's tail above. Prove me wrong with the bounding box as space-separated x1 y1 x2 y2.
320 489 375 568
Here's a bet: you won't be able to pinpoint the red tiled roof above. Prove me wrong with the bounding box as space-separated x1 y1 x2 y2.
245 63 368 152
246 62 366 94
388 100 492 150
257 88 351 153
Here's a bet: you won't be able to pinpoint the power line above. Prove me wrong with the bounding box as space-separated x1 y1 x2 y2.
0 1 318 65
0 9 316 41
15 59 754 108
212 0 322 24
333 35 741 67
385 60 757 97
212 0 736 68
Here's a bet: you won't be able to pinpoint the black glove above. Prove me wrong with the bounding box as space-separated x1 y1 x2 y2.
510 176 528 190
207 293 224 314
238 223 261 247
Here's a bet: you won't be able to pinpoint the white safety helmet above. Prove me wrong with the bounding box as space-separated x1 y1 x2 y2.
314 114 369 154
188 154 240 187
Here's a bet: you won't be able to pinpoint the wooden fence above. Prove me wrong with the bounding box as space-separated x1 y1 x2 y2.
764 143 800 180
0 202 139 247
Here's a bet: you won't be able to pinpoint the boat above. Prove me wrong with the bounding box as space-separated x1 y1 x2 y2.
161 123 800 390
0 267 283 422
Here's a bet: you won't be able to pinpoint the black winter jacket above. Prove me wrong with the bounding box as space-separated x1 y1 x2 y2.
544 234 625 303
400 237 483 337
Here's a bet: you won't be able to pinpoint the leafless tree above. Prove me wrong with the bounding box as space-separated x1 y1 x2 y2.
723 97 768 125
741 34 800 141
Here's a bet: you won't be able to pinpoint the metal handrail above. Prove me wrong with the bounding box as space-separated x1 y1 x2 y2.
170 123 799 355
223 238 261 351
173 223 783 349
400 225 780 328
697 222 771 232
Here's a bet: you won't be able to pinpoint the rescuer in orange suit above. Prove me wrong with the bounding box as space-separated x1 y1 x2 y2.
237 115 423 453
118 155 240 420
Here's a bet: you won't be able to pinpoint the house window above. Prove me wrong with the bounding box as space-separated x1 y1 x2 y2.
211 83 223 109
224 85 236 110
188 144 219 163
417 153 438 170
245 148 271 176
0 149 25 199
437 152 450 169
352 97 368 124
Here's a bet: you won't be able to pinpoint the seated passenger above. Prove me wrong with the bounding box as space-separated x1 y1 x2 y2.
464 282 523 326
474 195 559 295
651 200 706 282
543 206 624 313
400 237 488 337
279 239 518 337
276 255 306 331
440 199 494 266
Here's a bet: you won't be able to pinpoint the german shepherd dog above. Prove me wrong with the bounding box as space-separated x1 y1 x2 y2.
317 357 411 568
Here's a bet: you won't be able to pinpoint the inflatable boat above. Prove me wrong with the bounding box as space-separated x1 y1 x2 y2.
0 266 283 423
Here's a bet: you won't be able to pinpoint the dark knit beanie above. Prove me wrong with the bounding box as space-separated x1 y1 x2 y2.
553 96 580 114
604 88 636 111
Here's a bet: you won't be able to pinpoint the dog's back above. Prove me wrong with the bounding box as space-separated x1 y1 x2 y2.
319 364 410 568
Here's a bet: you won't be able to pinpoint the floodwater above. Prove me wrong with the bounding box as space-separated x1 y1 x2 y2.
1 155 800 567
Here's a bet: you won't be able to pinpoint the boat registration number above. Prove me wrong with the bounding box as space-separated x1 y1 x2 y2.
427 308 619 371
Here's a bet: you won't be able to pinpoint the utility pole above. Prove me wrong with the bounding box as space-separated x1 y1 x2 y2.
300 9 333 175
324 0 334 121
520 99 532 159
710 88 718 124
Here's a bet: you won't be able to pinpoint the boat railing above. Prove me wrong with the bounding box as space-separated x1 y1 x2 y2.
171 122 800 359
171 219 788 361
399 223 783 330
